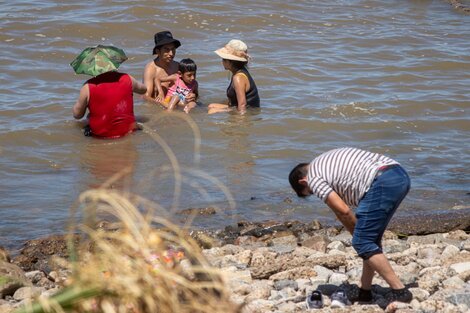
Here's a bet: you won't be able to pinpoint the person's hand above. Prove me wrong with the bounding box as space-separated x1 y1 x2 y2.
155 93 164 104
185 92 196 103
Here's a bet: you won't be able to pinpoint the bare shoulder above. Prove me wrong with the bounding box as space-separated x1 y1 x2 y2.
144 60 157 74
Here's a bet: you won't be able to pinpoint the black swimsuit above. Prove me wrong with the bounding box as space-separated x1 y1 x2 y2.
226 67 260 107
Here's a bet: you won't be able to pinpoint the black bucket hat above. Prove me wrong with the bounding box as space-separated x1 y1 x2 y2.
152 31 181 55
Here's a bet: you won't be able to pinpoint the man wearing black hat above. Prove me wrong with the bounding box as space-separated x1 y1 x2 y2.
143 31 195 106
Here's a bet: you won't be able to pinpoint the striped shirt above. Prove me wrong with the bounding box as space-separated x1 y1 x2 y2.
307 147 398 208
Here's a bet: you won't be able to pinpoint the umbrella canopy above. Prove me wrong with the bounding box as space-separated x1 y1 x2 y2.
70 45 128 76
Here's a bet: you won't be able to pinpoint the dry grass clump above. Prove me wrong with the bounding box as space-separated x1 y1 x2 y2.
15 113 241 313
16 188 240 313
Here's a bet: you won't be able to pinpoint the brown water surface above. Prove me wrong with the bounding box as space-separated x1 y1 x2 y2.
1 1 469 249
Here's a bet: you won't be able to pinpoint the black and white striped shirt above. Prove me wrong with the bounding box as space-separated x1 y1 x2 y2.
307 147 398 208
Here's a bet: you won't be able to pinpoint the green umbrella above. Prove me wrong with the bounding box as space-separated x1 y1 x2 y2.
70 45 128 76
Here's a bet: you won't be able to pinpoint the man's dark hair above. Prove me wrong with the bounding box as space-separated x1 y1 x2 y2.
288 163 309 197
179 58 197 73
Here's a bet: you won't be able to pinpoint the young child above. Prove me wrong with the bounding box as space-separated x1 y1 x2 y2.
157 58 198 113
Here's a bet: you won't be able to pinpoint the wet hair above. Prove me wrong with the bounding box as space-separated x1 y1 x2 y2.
288 163 310 197
179 58 197 74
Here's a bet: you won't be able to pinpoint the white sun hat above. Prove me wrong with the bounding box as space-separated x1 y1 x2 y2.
214 39 250 62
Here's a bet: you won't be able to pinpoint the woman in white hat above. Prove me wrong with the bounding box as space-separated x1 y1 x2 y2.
208 39 260 114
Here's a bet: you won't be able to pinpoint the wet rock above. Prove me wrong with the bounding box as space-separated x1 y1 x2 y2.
178 207 217 216
12 234 82 272
234 235 266 249
389 208 470 235
190 230 222 249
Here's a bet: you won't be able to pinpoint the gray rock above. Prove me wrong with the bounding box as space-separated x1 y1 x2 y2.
294 278 310 292
408 234 444 245
331 232 352 246
417 246 442 260
462 239 470 251
268 235 298 254
448 262 470 276
442 276 465 289
441 245 460 261
409 287 430 301
13 286 45 301
312 265 333 281
273 279 298 291
327 240 345 252
382 239 407 254
24 270 46 284
328 272 348 285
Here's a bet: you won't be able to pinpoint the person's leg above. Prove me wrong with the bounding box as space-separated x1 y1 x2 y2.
208 105 231 114
364 253 404 289
184 101 197 113
167 95 180 111
361 261 375 290
352 166 410 289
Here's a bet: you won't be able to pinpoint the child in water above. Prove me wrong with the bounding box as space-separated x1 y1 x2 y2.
157 58 198 113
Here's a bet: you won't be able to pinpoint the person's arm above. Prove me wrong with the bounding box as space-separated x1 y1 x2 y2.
72 84 89 119
129 75 147 94
185 81 198 103
143 62 156 102
155 73 178 103
325 191 357 234
232 74 248 114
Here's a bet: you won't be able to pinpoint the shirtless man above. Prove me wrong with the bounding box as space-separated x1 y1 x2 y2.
143 31 196 107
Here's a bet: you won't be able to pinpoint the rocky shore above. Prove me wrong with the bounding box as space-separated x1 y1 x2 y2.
1 208 470 313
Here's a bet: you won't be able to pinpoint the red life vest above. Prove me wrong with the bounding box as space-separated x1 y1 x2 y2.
87 72 136 139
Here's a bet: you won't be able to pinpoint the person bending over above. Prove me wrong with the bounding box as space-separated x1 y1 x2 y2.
289 147 413 304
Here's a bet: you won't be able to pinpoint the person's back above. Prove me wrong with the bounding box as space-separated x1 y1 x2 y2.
227 67 259 108
87 71 135 138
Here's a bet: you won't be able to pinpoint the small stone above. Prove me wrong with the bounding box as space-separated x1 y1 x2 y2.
273 279 298 291
442 276 465 289
13 286 45 301
328 272 348 285
449 262 470 276
441 245 460 261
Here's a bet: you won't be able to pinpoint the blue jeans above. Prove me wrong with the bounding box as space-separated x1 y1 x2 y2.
352 165 410 260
